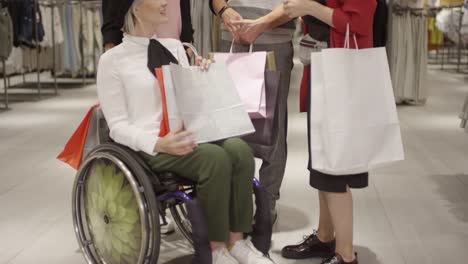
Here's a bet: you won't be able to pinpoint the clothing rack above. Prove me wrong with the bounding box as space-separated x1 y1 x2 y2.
0 0 7 110
77 0 101 86
0 0 59 105
392 5 426 14
387 0 429 104
0 0 102 110
427 4 467 73
47 0 100 86
1 58 8 111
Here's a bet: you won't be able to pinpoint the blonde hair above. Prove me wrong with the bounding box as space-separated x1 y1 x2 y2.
123 0 144 34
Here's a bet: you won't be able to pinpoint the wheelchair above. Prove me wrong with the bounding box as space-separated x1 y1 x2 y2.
72 107 273 264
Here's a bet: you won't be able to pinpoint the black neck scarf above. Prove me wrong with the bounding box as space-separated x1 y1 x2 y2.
147 39 179 78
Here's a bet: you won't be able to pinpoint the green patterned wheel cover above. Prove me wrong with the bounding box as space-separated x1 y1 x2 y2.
84 160 143 264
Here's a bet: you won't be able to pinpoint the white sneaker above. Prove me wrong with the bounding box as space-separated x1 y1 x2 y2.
213 247 239 264
230 238 275 264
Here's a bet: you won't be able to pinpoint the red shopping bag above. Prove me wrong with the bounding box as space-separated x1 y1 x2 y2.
155 68 170 137
57 104 99 170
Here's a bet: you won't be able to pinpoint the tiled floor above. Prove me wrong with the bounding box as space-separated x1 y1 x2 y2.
1 62 467 264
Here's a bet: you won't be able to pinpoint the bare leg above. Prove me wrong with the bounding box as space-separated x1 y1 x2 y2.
211 242 227 251
210 232 244 251
323 187 355 262
229 232 244 247
317 191 335 242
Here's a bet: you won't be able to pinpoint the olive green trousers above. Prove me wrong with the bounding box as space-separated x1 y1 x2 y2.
144 138 255 242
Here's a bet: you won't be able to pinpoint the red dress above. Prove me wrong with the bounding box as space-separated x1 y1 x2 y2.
299 0 377 112
328 0 376 49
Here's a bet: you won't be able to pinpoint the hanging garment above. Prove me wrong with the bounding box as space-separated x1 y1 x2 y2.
388 10 428 104
428 17 443 50
0 6 13 60
17 0 45 47
192 0 213 57
440 0 465 5
394 0 425 8
460 93 468 133
436 8 468 44
61 0 79 74
427 0 441 6
4 47 23 74
7 0 22 47
39 5 64 47
82 7 103 73
71 4 82 69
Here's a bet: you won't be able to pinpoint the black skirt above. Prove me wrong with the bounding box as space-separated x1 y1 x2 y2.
306 81 368 193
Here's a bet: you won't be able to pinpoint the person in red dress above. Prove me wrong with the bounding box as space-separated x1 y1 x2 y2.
280 1 376 264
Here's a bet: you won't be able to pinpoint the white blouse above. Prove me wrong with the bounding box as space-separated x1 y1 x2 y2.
96 34 189 156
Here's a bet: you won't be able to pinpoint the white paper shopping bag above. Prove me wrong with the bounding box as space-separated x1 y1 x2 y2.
309 27 404 175
166 63 255 143
161 66 183 130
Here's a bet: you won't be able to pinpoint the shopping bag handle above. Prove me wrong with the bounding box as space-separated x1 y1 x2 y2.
344 24 359 50
182 42 200 58
229 39 254 53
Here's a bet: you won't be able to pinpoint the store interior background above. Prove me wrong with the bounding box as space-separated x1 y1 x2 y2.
1 0 468 263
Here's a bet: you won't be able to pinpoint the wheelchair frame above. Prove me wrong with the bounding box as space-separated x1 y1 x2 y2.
72 107 273 264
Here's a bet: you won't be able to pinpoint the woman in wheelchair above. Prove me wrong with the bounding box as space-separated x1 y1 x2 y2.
95 0 273 263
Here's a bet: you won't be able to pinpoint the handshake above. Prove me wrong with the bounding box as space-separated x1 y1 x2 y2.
220 7 269 44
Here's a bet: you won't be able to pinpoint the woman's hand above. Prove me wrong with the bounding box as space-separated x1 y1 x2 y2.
232 18 268 44
221 8 243 38
283 0 312 18
195 56 213 71
155 127 197 156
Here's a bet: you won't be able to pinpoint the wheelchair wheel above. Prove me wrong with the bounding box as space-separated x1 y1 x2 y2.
72 143 161 264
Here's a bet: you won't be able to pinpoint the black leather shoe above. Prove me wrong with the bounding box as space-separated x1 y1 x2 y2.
281 230 336 259
321 253 358 264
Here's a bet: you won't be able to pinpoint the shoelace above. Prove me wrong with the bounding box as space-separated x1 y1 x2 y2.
324 255 340 264
299 230 319 244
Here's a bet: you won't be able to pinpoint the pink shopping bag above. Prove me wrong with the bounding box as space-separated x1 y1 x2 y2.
212 51 267 119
